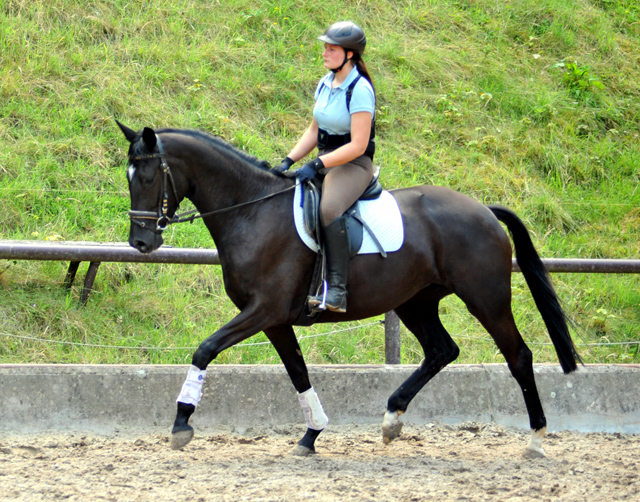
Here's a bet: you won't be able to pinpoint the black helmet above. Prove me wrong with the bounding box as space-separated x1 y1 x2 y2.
318 21 366 56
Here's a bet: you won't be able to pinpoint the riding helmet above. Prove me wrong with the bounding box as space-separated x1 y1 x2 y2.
318 21 366 56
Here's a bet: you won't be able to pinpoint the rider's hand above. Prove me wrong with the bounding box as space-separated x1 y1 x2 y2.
274 157 295 172
294 158 324 183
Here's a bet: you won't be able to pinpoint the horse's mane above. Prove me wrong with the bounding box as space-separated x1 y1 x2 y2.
158 128 284 176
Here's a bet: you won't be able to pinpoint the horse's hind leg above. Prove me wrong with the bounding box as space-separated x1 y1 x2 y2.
265 325 328 457
460 284 548 457
384 289 460 444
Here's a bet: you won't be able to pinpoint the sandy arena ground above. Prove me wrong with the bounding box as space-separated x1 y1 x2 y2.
1 422 638 501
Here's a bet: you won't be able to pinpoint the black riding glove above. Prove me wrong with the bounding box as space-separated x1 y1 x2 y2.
294 158 325 183
275 157 295 172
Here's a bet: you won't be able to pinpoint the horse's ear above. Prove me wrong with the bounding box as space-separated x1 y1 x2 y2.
115 119 137 143
142 127 157 151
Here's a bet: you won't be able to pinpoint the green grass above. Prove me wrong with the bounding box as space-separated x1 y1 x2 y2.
1 0 639 365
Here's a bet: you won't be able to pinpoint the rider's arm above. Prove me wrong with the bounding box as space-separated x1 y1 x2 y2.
317 111 372 169
287 119 319 162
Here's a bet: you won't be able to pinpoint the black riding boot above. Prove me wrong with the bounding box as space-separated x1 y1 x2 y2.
308 216 350 313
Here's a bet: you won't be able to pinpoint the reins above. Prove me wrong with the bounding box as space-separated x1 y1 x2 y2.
128 135 296 233
170 184 296 224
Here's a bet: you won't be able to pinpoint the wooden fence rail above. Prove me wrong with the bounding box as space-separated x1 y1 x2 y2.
2 240 639 364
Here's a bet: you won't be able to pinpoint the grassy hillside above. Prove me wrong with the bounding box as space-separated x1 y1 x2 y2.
1 0 639 365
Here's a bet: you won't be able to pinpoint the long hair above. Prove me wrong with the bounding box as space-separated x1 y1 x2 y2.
351 52 375 95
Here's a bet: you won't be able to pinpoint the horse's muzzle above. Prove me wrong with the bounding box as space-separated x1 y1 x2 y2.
129 226 163 254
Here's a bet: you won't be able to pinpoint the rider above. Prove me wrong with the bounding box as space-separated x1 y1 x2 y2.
276 21 376 313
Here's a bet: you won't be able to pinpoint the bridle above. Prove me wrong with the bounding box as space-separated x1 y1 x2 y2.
128 134 296 233
127 135 180 234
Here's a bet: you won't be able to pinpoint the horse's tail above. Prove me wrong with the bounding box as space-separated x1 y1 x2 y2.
488 205 582 374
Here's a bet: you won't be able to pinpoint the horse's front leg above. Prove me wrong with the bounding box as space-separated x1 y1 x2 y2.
265 325 328 456
171 308 272 450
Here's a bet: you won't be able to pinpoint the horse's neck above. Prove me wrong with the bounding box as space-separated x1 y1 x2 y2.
176 139 291 243
179 141 276 210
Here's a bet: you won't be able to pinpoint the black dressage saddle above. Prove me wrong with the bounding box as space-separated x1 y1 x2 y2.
302 166 386 257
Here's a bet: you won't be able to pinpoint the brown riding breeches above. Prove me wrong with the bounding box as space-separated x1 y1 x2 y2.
318 150 374 227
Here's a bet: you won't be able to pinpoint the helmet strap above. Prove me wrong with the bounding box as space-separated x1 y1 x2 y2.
330 49 352 73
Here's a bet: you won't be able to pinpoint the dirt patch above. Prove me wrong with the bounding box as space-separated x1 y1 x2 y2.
0 422 638 501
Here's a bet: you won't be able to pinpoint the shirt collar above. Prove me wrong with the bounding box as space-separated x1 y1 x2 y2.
325 66 360 90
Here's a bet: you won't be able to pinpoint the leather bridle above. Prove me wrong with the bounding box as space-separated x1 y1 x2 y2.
128 135 180 234
128 134 296 234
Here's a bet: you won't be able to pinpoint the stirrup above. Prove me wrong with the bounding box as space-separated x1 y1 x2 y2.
308 280 329 310
308 282 347 313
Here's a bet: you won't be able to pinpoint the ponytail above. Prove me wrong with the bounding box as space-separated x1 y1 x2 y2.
352 54 375 96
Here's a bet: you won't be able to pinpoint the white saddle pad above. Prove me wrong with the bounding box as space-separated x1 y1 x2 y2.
293 182 404 255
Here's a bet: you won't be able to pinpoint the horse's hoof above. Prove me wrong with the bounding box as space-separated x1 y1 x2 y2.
382 421 403 444
524 427 546 458
171 428 194 450
523 446 546 459
382 410 404 444
290 444 316 457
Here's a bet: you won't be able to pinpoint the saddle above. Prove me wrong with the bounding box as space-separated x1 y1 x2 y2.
301 166 386 258
293 167 386 327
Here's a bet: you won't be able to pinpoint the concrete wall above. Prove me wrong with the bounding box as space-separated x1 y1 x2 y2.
1 364 638 434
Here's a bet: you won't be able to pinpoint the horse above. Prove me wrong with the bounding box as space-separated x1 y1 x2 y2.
117 121 581 458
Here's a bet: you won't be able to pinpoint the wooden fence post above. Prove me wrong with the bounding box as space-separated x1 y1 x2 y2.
384 310 401 364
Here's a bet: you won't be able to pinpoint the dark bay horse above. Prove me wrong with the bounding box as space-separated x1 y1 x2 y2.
117 122 581 458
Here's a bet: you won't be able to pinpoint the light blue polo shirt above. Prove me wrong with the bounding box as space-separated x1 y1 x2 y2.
313 67 375 135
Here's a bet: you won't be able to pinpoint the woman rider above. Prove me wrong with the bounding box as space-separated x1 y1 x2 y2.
276 21 376 313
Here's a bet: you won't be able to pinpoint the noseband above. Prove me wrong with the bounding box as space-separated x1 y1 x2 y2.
128 134 296 234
